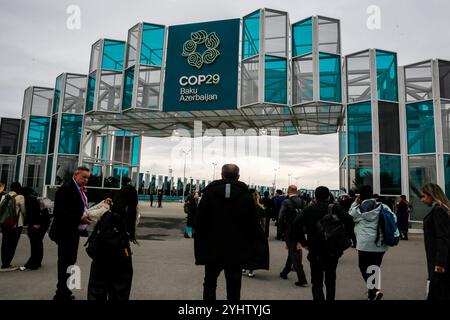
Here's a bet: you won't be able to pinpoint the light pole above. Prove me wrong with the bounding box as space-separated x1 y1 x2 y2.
288 173 293 186
273 166 280 193
212 162 218 180
182 149 191 202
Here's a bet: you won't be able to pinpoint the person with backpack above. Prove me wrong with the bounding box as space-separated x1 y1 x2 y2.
421 183 450 300
349 185 399 300
293 187 353 300
86 177 138 300
278 185 308 287
0 182 26 272
19 187 51 271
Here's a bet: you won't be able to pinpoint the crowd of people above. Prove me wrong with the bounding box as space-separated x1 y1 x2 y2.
0 163 449 301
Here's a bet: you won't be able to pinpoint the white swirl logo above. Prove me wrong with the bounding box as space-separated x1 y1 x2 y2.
182 30 220 69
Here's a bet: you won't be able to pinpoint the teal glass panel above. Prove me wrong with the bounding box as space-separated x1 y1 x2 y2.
92 166 100 176
58 114 83 154
102 40 125 71
406 101 435 154
48 115 58 154
141 24 164 66
319 53 342 103
445 155 450 196
45 155 53 185
292 18 312 57
53 75 63 114
26 116 50 155
348 102 372 154
242 11 260 59
380 155 401 195
101 136 107 162
86 72 96 112
131 136 140 166
122 66 135 110
348 155 373 193
339 130 347 162
265 56 287 104
376 50 398 102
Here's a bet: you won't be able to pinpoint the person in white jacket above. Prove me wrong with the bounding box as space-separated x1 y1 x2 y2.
0 182 26 272
349 185 397 301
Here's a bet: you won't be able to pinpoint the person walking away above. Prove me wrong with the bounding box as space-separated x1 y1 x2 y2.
421 183 450 300
49 167 92 300
278 185 308 287
19 187 50 271
157 191 163 208
396 195 411 240
0 182 26 271
87 177 138 300
293 187 353 300
243 190 266 278
273 190 286 240
349 185 397 300
150 193 154 207
262 191 273 238
184 192 200 238
195 164 261 300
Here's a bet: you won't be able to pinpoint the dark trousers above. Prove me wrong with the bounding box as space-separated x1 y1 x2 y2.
203 264 242 300
1 226 22 268
281 239 307 283
428 272 450 301
150 200 153 207
358 251 385 298
308 253 339 301
54 237 79 299
25 224 49 269
158 200 162 208
88 256 133 300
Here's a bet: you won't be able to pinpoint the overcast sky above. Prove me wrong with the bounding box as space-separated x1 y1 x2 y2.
1 0 449 190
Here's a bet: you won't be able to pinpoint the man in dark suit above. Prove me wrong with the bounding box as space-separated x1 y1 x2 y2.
50 167 92 300
194 164 261 300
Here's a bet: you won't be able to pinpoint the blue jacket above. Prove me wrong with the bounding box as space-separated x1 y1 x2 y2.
350 199 397 252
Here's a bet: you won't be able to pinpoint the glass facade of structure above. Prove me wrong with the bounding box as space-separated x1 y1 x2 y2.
319 53 341 103
376 50 398 102
380 155 401 195
348 155 373 192
265 56 287 104
292 18 312 57
26 116 50 155
348 102 372 154
406 101 436 154
242 11 260 60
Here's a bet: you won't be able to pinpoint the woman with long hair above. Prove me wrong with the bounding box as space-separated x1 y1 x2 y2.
421 183 450 300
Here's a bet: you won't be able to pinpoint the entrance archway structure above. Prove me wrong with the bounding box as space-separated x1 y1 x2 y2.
7 8 450 221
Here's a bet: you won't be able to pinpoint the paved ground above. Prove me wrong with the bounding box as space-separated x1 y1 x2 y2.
0 201 428 300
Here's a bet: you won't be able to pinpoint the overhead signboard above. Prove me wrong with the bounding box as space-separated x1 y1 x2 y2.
162 19 240 112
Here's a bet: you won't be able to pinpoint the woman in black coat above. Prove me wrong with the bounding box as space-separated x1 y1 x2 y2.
396 195 411 240
21 187 50 270
421 183 450 301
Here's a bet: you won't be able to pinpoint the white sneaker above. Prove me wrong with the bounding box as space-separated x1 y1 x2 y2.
19 266 27 271
248 272 255 278
0 265 19 272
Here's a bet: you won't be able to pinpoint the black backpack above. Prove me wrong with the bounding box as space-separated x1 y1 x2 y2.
280 198 304 234
84 211 130 262
316 204 351 257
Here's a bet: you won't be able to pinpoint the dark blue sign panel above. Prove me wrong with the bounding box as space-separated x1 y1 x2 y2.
163 19 240 112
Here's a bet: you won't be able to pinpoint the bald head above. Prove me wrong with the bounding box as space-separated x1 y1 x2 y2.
221 164 240 180
287 185 298 195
